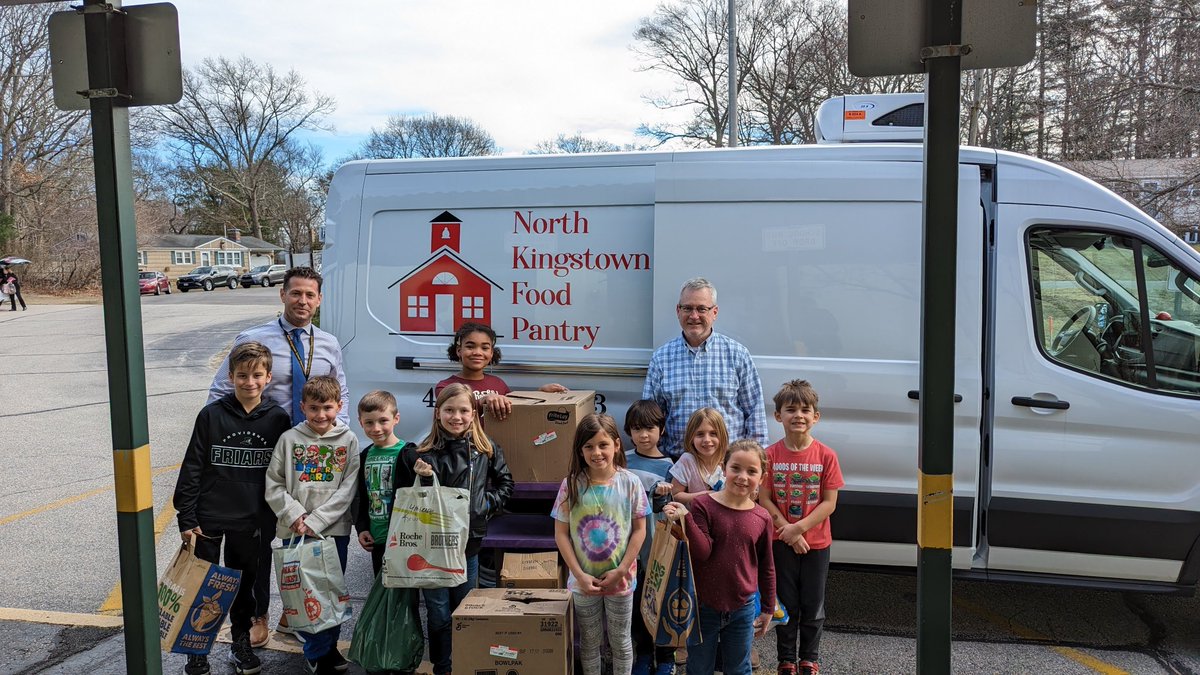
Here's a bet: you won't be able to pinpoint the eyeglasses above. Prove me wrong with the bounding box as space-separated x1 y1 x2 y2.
676 304 715 316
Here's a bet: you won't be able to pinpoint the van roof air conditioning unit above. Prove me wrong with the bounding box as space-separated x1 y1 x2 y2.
814 93 925 144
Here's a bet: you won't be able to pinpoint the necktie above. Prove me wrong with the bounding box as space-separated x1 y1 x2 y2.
291 327 307 424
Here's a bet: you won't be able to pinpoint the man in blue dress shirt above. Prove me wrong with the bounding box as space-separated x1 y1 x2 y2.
642 277 768 459
207 265 350 647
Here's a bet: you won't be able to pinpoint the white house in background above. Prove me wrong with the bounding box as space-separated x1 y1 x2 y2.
1064 158 1200 243
138 230 282 274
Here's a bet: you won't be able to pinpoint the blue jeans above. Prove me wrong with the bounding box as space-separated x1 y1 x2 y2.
687 599 757 675
421 554 479 674
282 535 349 662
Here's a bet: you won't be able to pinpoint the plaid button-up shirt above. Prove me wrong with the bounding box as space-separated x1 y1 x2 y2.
642 331 768 459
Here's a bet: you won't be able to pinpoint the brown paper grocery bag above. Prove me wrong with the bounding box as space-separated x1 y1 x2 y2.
639 519 697 647
157 534 241 654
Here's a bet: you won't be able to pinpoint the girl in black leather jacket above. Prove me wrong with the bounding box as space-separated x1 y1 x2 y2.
398 382 513 675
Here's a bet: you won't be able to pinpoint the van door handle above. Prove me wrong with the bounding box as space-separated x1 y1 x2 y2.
1011 396 1070 410
907 390 963 403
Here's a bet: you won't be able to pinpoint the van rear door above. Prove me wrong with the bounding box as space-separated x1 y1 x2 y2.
651 158 985 569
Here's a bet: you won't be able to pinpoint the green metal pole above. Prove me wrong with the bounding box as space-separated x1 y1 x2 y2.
83 1 161 673
917 0 962 673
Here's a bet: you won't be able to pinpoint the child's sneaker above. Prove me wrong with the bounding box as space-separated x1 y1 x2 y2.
320 646 350 672
633 653 653 675
229 633 262 674
276 612 294 635
777 663 797 675
184 653 210 675
799 660 820 675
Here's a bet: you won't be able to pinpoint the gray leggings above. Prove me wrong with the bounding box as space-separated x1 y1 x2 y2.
574 592 635 675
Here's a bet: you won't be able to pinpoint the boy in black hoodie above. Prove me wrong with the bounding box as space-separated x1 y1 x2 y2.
174 341 293 675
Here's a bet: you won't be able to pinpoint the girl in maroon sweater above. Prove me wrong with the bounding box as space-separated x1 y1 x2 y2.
663 439 776 675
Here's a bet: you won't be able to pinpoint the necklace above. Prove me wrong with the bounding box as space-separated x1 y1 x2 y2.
280 319 314 378
581 471 613 511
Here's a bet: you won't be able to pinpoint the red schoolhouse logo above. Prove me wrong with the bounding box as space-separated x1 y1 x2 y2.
389 211 502 336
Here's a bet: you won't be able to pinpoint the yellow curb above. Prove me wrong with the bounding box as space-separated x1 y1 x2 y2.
0 607 124 628
955 596 1129 675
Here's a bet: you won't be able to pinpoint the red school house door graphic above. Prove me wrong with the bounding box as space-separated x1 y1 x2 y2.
390 212 502 335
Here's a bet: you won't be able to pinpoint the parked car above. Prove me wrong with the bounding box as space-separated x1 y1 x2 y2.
240 264 287 287
176 265 240 292
138 271 170 296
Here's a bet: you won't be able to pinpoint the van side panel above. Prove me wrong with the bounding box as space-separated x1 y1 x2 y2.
351 164 658 443
652 160 984 569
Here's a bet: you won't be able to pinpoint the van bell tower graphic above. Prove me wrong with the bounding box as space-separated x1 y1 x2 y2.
389 211 502 336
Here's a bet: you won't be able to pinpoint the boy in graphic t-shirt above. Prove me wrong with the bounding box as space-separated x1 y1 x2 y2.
757 380 844 675
353 390 417 574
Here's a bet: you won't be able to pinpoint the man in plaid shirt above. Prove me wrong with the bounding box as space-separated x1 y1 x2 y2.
642 277 768 459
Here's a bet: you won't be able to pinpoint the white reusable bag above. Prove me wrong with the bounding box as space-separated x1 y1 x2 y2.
274 534 351 632
382 472 470 588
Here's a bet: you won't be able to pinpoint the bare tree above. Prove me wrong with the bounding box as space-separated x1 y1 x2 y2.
0 3 89 220
967 65 1042 154
529 133 621 154
153 56 335 241
264 139 326 254
349 113 497 160
633 0 737 147
635 0 918 147
737 0 809 145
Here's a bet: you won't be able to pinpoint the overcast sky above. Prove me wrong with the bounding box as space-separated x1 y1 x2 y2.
172 0 687 161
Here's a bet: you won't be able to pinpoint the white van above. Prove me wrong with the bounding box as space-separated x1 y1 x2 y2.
323 95 1200 593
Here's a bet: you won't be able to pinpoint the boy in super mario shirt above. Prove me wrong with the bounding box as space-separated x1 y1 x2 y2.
265 375 360 674
174 341 292 675
757 380 844 675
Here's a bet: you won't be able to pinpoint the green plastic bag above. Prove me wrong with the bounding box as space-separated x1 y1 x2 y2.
348 572 424 672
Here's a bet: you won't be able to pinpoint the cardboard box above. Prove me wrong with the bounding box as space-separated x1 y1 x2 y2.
500 551 565 589
452 588 573 673
488 390 595 483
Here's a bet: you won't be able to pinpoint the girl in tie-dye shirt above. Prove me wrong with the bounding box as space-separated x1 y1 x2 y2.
552 413 650 675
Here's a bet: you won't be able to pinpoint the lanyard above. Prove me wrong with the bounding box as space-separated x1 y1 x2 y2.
280 319 314 379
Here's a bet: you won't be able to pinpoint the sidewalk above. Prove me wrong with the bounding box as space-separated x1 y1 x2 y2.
0 612 379 675
1 601 1161 674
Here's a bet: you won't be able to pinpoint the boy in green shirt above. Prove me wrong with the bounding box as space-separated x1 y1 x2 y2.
354 390 418 574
